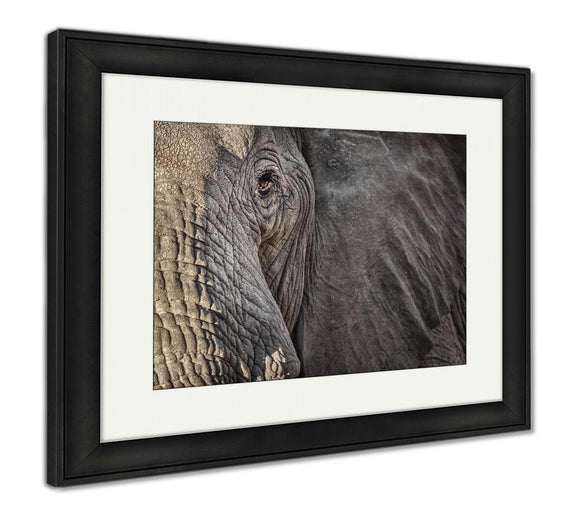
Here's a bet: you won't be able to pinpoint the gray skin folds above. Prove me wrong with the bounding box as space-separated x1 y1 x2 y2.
153 122 466 389
299 130 466 375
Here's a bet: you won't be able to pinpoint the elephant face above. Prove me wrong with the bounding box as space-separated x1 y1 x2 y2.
154 123 314 388
153 122 466 389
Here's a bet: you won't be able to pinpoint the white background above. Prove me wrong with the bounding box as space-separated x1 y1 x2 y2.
0 1 577 508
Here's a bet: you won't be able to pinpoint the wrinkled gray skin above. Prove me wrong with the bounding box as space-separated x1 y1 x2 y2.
153 122 465 389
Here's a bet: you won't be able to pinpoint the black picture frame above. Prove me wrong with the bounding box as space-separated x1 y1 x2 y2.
47 29 530 486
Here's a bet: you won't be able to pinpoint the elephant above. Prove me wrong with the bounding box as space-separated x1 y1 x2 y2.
153 121 466 389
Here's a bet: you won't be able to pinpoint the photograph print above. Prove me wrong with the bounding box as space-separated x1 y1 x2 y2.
153 122 466 389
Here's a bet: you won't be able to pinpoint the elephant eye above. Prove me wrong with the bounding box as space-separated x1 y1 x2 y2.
257 171 275 195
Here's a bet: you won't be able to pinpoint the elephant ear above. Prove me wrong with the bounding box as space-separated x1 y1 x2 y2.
298 129 466 377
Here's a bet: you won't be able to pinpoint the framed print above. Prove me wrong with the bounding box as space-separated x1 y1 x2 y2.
47 29 530 486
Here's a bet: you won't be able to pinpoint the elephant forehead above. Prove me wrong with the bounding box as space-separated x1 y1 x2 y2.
154 121 255 187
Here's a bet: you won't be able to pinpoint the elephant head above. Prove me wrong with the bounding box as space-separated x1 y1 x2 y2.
153 122 466 389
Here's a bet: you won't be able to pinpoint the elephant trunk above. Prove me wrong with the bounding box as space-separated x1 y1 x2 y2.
153 181 301 389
